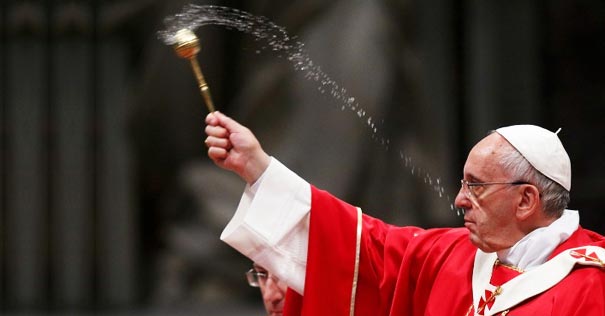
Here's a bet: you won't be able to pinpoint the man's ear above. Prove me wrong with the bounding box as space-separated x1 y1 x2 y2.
516 184 541 221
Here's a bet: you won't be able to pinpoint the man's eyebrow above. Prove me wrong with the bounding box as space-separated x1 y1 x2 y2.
463 173 475 181
465 172 483 182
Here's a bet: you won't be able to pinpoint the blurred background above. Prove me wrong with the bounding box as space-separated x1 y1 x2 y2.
1 0 604 315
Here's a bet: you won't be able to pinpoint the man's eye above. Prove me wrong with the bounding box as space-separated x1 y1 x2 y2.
471 185 485 193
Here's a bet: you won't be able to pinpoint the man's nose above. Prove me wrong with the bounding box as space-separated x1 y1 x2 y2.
454 186 471 211
263 278 285 302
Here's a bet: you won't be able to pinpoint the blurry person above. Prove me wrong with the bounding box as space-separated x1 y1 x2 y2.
246 263 287 316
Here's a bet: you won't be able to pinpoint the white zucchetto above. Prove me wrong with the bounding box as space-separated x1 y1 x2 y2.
496 125 571 191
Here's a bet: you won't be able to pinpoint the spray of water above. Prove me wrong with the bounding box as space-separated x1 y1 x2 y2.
159 4 462 216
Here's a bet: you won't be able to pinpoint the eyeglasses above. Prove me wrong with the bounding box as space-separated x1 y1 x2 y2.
460 179 530 200
246 268 268 287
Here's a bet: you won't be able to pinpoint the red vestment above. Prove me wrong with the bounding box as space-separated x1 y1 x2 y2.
284 186 605 316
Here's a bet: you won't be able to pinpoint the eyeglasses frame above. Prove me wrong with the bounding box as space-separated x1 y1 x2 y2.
460 179 531 200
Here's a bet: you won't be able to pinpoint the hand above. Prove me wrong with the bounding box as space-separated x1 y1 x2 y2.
205 111 271 184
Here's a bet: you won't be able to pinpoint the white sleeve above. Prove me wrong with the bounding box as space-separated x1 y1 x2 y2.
220 157 311 294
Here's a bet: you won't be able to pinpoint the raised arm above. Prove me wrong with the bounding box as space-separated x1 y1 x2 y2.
206 112 311 294
204 111 271 184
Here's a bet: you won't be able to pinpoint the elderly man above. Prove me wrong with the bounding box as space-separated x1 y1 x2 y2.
205 111 605 316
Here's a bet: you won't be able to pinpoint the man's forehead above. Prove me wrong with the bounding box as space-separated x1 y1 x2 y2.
464 134 510 178
473 133 507 153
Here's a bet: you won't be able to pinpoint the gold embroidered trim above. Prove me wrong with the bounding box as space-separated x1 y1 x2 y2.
494 259 525 273
349 207 363 316
466 286 503 316
570 250 605 267
465 304 473 316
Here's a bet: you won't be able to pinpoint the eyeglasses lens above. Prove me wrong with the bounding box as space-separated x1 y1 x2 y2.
246 268 268 287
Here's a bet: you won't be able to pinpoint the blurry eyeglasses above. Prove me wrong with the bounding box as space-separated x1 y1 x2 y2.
246 268 268 287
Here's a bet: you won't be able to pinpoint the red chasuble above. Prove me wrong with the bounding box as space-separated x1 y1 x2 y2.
284 186 605 316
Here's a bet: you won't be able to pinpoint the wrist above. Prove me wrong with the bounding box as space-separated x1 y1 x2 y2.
244 153 271 184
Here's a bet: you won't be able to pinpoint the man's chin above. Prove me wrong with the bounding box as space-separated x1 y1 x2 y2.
468 234 486 250
468 237 500 253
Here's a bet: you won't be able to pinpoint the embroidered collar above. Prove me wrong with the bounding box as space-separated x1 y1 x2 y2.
472 246 605 315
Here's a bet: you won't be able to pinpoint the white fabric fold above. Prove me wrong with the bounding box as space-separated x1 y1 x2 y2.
496 209 579 270
220 157 311 294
